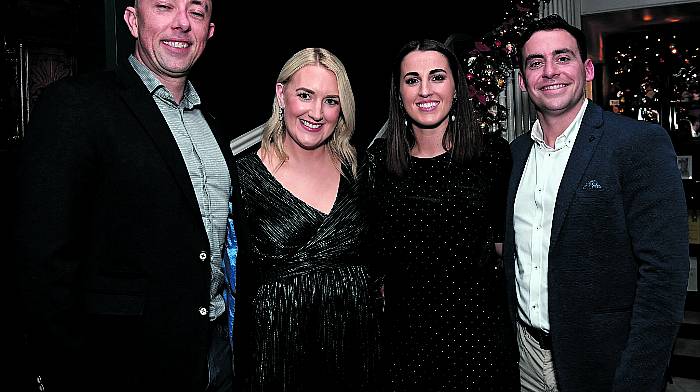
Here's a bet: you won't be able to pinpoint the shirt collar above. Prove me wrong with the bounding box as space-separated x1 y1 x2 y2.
128 55 201 109
530 99 589 151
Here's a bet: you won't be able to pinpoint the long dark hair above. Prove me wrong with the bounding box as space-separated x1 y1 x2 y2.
385 39 482 176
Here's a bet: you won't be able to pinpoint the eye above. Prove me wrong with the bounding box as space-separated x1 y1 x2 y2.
405 77 419 86
431 73 447 82
297 91 311 101
556 56 572 64
527 60 543 69
156 4 172 10
189 7 207 18
324 98 340 106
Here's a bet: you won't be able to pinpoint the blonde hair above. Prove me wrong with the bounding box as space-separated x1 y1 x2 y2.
261 48 357 177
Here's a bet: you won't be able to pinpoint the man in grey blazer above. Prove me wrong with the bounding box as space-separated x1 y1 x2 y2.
503 14 688 391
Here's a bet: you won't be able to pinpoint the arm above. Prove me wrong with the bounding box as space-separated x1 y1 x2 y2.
614 124 688 391
489 135 513 262
494 243 503 257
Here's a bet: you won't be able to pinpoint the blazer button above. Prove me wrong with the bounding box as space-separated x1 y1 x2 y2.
199 307 208 316
199 251 207 261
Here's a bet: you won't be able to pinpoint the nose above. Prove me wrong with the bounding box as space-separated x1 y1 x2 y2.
309 99 323 121
419 80 431 97
542 59 558 79
172 8 192 31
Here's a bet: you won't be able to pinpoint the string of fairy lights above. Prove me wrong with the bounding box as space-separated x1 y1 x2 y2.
463 1 698 131
607 26 699 124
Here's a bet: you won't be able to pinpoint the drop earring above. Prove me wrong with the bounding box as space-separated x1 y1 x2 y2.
278 107 284 121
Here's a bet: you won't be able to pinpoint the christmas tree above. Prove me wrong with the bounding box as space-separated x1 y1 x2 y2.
459 0 550 133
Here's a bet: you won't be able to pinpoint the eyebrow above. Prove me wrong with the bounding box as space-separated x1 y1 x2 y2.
525 48 576 63
191 0 210 11
403 68 448 78
296 87 339 98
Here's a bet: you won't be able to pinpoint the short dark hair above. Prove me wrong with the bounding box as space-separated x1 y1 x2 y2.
517 14 587 71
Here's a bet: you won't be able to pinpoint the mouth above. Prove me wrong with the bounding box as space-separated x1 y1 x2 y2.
300 118 323 131
162 40 191 49
416 101 439 111
539 83 568 91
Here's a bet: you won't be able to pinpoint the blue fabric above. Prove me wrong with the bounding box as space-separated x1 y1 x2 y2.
222 200 238 345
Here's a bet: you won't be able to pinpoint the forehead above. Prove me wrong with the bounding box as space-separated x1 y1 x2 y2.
401 50 451 73
523 29 579 57
139 0 212 9
287 65 339 92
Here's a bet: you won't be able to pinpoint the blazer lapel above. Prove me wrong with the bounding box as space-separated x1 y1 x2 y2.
116 65 200 213
549 102 604 248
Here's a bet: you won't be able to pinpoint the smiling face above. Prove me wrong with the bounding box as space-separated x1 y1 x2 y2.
124 0 214 83
399 50 456 134
518 29 594 121
277 64 341 152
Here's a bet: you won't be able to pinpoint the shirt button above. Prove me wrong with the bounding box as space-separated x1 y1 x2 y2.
199 307 208 316
199 251 207 261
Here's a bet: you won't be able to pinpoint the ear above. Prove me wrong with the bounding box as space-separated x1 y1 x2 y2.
518 71 526 92
584 58 594 82
208 23 215 40
275 83 285 109
124 7 139 39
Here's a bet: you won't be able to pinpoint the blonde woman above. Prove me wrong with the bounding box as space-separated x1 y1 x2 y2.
233 48 378 391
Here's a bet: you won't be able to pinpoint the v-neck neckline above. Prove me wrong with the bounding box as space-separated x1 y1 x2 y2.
253 154 343 216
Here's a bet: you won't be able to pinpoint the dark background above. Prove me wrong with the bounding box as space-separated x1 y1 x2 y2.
130 1 507 148
3 1 505 390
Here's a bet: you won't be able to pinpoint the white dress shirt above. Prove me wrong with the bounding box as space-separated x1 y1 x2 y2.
514 100 588 332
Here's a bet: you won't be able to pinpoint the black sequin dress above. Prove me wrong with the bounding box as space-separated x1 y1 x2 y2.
365 136 519 391
235 153 379 392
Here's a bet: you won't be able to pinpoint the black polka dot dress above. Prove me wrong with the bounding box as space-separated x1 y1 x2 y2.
365 135 519 391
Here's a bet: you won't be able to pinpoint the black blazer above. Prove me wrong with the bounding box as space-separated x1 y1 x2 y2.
503 102 689 391
13 64 246 391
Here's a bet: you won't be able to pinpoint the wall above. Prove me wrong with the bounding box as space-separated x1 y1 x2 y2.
581 0 698 15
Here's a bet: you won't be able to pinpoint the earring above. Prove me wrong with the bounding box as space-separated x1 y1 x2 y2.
451 114 456 122
404 119 408 127
278 107 284 121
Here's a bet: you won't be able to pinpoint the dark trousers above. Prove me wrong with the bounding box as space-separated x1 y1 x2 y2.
207 315 233 392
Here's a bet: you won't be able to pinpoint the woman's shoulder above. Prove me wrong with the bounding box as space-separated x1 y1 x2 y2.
482 132 509 152
480 132 511 160
366 138 387 160
236 150 264 176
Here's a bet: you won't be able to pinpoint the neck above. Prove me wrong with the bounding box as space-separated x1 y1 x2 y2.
411 124 447 158
159 76 187 104
133 52 188 104
262 137 335 174
286 141 331 164
538 99 585 148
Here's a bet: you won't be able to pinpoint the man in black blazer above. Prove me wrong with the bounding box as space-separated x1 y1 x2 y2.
13 1 243 391
503 15 689 391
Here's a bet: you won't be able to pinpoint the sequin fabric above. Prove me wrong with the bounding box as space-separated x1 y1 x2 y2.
366 135 519 391
236 153 379 392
